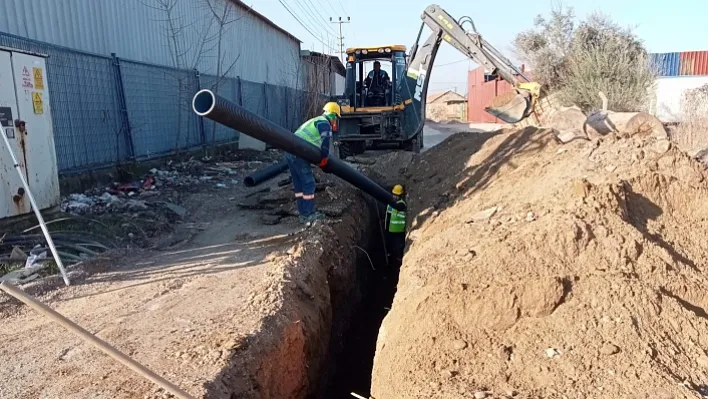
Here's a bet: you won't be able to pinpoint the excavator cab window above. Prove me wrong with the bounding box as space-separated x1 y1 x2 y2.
342 47 407 109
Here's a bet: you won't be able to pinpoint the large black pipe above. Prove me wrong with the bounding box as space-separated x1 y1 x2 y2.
192 89 404 211
244 159 288 187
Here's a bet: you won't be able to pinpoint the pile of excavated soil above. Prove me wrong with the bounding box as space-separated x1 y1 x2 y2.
371 126 708 398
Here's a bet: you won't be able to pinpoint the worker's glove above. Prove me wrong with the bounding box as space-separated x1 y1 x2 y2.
318 157 329 168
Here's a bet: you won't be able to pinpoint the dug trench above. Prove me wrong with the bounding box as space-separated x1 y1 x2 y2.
200 163 406 399
317 197 400 399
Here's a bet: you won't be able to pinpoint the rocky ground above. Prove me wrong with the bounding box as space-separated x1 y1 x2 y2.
371 125 708 398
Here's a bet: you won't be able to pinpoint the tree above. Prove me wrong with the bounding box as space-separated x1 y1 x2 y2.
202 0 244 144
138 0 248 151
512 4 575 90
138 0 216 152
513 5 655 112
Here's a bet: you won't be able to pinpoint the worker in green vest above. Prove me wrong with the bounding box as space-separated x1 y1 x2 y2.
385 184 407 265
287 102 341 224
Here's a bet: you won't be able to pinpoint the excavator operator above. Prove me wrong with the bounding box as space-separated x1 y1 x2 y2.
365 61 390 106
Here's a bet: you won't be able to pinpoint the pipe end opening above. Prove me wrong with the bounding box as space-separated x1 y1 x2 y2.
193 90 216 116
243 177 256 187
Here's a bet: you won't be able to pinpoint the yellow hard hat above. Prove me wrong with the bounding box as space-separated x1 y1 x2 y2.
392 184 404 195
323 102 341 118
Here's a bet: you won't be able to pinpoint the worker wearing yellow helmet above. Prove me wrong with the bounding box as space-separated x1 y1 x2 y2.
384 184 407 265
287 101 341 224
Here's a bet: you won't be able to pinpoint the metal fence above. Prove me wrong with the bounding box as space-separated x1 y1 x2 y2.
0 31 325 174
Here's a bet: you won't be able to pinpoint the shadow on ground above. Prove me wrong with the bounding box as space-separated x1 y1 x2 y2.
65 232 297 301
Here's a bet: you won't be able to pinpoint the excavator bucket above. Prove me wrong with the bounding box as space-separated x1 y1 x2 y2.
484 90 532 124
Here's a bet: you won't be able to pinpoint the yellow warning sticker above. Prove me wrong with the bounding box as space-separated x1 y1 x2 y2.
33 67 44 90
32 92 43 114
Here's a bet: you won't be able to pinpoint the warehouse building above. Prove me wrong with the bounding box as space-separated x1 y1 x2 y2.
0 0 303 87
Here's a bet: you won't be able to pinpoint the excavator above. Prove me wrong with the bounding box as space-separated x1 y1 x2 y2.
333 4 545 157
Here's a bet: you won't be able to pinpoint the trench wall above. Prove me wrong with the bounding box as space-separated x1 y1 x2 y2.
202 181 379 398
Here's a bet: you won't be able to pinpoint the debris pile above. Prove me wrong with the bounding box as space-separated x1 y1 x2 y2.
3 150 285 283
1 230 113 284
59 158 275 215
371 126 708 398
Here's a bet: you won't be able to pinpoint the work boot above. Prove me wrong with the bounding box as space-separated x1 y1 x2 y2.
308 211 326 221
299 212 326 224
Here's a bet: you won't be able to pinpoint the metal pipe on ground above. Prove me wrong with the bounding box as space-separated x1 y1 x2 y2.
244 159 288 187
192 90 405 211
0 281 196 399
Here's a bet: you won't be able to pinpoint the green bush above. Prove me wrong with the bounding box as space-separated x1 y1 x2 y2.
513 8 656 112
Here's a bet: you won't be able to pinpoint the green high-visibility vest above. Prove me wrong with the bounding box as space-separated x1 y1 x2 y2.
295 115 329 147
386 200 407 233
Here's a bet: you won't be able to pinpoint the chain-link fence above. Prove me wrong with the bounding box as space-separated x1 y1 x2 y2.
0 31 330 174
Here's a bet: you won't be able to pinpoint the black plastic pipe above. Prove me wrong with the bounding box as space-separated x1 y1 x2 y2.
244 159 288 187
192 89 404 211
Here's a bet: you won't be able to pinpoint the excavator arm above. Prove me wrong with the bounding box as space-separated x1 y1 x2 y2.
400 4 541 137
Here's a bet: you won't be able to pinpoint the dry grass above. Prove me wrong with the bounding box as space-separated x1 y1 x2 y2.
672 84 708 154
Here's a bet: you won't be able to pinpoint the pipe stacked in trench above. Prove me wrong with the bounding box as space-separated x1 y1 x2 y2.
192 89 404 210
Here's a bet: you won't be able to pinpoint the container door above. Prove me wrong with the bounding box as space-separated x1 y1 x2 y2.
11 52 60 210
0 50 30 218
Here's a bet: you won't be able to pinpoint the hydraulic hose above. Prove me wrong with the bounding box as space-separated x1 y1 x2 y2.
192 89 405 211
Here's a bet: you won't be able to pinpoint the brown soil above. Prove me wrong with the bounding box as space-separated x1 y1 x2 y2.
488 91 519 108
0 153 382 398
371 126 708 398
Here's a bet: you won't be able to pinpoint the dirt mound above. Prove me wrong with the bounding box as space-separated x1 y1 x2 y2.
371 127 708 398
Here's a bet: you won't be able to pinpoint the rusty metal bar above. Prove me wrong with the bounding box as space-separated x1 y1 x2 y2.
0 128 70 286
0 282 195 399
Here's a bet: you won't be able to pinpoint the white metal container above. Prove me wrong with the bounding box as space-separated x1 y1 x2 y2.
0 49 59 219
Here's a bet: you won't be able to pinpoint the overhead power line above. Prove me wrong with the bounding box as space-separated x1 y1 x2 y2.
290 0 335 38
287 0 335 46
278 0 331 50
335 0 346 15
313 0 339 17
436 58 472 67
296 0 338 36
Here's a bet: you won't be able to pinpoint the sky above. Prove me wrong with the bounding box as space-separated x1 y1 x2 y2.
249 0 708 95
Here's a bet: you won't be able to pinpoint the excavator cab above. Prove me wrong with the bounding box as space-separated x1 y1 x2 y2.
342 45 406 108
334 45 414 157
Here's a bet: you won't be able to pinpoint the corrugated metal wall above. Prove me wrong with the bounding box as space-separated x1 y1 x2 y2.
0 0 302 87
467 66 524 123
679 51 708 76
651 51 708 77
650 53 681 77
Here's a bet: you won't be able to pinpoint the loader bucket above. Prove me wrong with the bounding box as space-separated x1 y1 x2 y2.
484 91 532 124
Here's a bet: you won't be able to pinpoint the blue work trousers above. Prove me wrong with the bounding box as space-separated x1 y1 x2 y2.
285 153 316 217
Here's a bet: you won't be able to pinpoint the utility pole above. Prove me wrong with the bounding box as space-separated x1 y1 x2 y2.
330 16 350 62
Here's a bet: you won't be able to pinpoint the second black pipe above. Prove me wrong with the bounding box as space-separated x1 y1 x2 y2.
192 90 404 211
244 160 288 187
